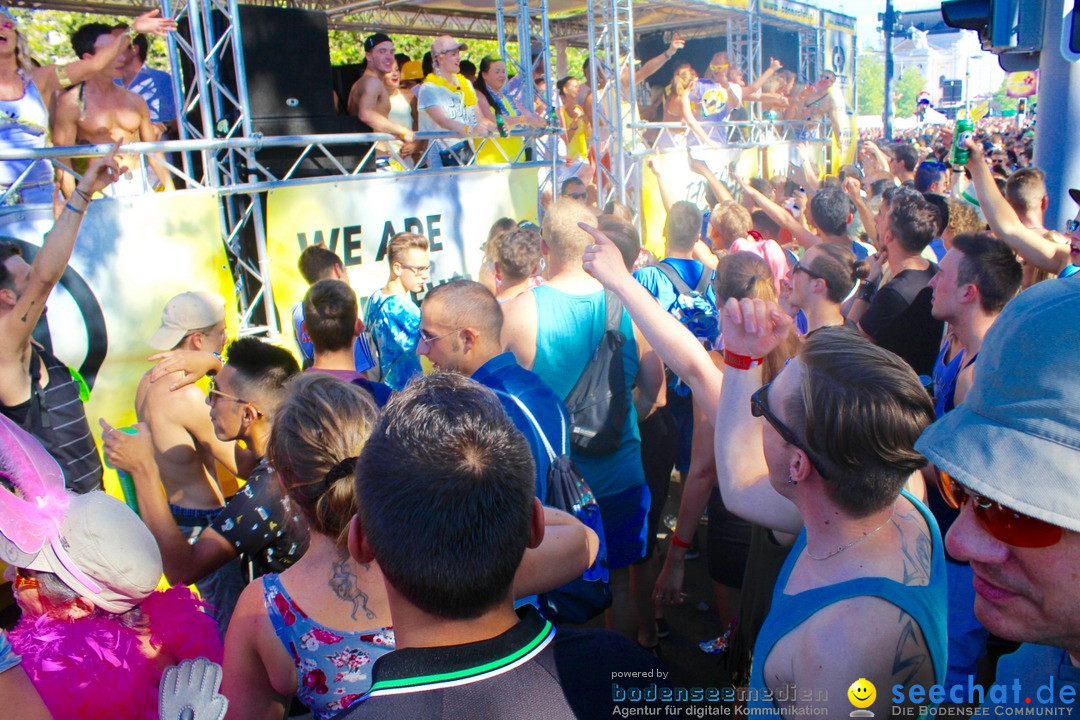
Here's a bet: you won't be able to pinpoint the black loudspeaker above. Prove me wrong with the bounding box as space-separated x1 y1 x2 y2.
178 5 372 178
941 79 963 104
332 63 366 117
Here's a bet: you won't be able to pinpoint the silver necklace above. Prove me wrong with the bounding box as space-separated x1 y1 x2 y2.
805 502 896 561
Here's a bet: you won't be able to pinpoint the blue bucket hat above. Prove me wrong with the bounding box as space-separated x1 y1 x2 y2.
915 275 1080 533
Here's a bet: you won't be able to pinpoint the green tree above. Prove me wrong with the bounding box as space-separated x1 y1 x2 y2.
991 76 1030 115
894 65 926 117
857 53 884 116
14 9 172 70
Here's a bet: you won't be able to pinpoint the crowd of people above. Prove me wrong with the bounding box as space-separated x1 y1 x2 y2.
1 7 1079 720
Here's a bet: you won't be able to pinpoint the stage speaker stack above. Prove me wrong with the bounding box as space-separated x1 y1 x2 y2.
179 5 371 178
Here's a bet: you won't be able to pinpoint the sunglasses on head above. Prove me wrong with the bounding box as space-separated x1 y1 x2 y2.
936 470 1065 548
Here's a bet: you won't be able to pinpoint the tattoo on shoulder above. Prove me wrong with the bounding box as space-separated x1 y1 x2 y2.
329 552 376 622
892 610 929 687
893 509 932 586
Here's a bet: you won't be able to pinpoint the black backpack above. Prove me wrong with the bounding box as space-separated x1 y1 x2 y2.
564 291 628 457
496 391 611 624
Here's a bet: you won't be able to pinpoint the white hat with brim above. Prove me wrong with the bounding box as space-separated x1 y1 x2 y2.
148 291 226 350
4 492 164 614
915 275 1080 534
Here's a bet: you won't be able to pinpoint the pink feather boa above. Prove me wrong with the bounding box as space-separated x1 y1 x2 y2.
9 587 223 720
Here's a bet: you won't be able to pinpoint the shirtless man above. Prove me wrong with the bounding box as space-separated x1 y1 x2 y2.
135 291 256 631
51 23 174 199
347 32 415 162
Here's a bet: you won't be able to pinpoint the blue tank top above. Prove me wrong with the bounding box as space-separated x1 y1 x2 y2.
746 490 948 716
932 343 965 419
530 284 645 498
0 73 54 189
262 573 395 719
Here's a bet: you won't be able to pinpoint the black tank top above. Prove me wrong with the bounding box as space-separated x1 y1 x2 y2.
0 347 103 493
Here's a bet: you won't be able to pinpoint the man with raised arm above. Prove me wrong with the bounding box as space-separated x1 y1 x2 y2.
579 222 947 717
0 144 122 492
52 24 175 198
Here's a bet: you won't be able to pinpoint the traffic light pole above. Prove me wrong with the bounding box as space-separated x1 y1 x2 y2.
1034 0 1080 229
884 0 895 140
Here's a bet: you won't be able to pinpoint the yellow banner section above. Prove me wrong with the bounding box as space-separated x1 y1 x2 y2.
761 0 817 26
265 167 539 347
1006 71 1038 98
822 11 856 34
0 191 234 501
698 0 751 9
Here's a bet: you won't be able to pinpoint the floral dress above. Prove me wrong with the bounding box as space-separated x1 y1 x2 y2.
262 573 395 718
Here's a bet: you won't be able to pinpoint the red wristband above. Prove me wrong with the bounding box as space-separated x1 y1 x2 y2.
670 534 692 549
723 349 764 370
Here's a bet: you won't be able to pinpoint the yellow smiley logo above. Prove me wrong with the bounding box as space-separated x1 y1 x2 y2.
848 678 876 709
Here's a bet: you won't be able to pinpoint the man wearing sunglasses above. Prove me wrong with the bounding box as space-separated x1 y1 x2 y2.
103 337 307 633
916 277 1080 709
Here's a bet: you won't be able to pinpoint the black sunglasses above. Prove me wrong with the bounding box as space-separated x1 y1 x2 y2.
751 383 826 478
792 260 825 281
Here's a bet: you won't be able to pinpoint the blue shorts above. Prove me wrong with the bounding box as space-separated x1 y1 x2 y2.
596 483 651 570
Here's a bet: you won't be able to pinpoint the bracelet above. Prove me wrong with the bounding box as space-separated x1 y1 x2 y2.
723 349 764 370
670 534 692 549
206 352 223 377
56 64 73 89
74 187 92 202
857 281 877 302
463 124 471 135
64 202 85 215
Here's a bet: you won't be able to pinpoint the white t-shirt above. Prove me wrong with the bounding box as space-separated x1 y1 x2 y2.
416 80 477 133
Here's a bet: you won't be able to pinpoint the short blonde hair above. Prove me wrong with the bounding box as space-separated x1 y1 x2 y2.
709 201 752 249
387 232 429 267
542 199 596 264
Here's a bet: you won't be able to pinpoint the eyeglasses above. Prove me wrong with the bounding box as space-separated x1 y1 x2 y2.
792 260 825 281
418 327 461 345
1066 219 1079 234
750 383 827 478
398 263 431 274
207 379 262 417
13 568 37 592
936 470 1064 548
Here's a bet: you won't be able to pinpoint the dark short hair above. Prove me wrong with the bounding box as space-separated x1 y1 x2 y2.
665 201 703 251
751 210 781 240
891 143 919 172
298 244 344 285
951 233 1022 314
303 279 357 353
560 176 585 195
71 23 115 58
888 193 939 254
787 329 934 517
224 337 300 419
809 187 851 237
869 178 895 200
354 373 535 619
807 243 869 304
459 59 476 76
0 241 23 291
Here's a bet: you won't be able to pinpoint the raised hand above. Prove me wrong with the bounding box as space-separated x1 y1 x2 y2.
77 140 125 197
580 222 632 289
719 297 793 360
668 33 686 54
131 9 178 36
769 57 782 72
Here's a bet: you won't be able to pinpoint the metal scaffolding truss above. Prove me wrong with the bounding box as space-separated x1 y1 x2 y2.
586 0 636 211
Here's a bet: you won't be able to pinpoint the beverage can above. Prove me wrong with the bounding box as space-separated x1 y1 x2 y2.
952 118 974 167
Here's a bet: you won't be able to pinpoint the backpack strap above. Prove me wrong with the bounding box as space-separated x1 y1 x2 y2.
693 267 712 295
656 261 693 296
493 390 566 461
603 289 623 334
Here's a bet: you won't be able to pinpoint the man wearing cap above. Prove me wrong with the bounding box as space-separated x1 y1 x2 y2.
134 290 256 630
417 34 496 166
915 276 1080 710
346 32 415 163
